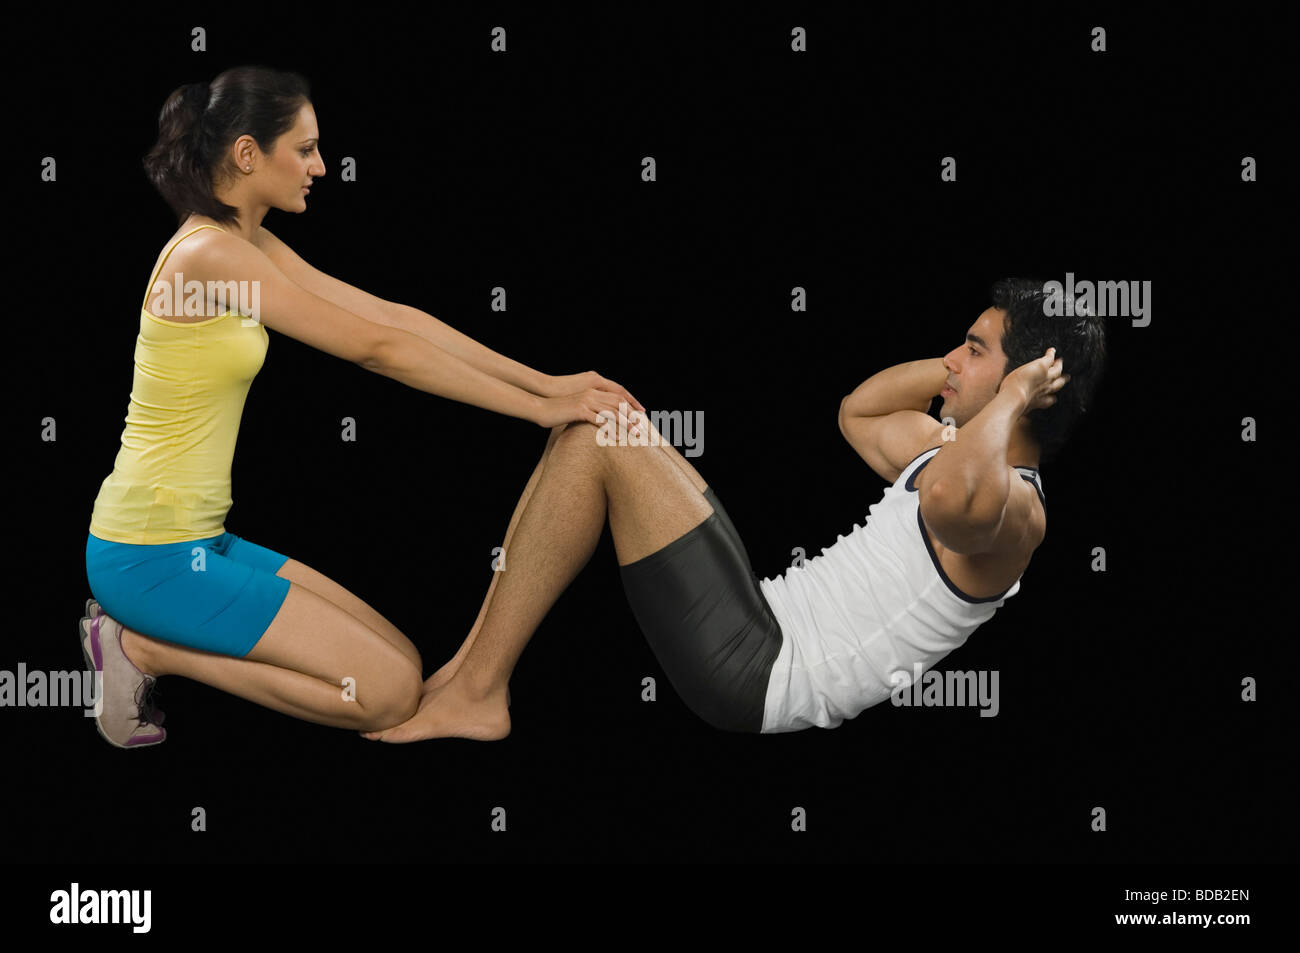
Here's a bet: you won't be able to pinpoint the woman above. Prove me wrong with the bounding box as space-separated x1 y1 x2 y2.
81 65 644 748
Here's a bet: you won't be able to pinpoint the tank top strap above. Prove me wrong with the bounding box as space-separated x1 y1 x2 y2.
139 224 229 313
1013 465 1045 512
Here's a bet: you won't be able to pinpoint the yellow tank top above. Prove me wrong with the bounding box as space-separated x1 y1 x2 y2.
88 224 270 544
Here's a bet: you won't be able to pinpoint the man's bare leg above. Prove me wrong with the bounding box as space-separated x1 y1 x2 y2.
656 429 710 496
363 416 714 742
426 415 709 694
422 424 568 695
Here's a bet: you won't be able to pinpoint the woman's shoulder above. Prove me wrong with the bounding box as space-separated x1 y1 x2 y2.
156 218 263 268
142 220 249 305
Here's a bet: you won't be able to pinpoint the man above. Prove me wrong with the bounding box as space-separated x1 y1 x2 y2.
364 277 1107 741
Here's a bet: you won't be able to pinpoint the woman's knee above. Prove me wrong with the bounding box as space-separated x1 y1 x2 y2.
359 658 422 729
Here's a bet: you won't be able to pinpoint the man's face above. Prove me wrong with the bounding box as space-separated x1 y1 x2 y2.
939 307 1011 427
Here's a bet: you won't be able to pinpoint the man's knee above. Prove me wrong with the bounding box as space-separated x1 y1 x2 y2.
548 422 616 483
561 410 660 445
556 413 665 471
556 419 607 449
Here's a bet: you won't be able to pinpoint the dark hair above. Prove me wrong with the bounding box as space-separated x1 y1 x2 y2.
143 65 312 228
992 277 1109 465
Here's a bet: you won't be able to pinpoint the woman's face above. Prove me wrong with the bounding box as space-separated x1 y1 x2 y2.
265 102 325 211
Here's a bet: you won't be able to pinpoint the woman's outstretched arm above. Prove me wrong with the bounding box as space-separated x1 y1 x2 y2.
201 227 637 430
257 226 643 411
381 302 547 395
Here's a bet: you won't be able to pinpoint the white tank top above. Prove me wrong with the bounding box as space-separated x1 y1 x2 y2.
757 445 1045 733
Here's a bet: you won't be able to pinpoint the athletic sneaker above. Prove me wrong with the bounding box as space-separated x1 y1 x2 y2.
78 612 166 748
83 600 164 725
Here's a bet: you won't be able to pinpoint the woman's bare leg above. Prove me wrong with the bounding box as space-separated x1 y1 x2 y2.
363 416 714 742
275 557 422 673
119 582 423 732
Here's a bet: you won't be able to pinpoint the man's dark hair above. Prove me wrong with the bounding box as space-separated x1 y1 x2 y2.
993 277 1109 464
143 65 312 228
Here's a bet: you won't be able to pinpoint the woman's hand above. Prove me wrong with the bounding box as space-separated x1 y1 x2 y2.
533 389 644 433
542 371 645 414
998 347 1071 412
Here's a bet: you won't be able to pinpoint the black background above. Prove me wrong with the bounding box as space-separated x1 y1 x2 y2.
3 0 1292 899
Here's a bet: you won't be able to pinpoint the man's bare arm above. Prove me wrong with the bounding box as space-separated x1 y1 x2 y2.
917 386 1029 545
839 357 949 420
837 358 949 482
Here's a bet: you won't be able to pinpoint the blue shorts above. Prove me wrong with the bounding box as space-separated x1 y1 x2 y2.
85 530 292 658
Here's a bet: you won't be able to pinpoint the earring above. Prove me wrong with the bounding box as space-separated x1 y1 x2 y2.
244 166 251 172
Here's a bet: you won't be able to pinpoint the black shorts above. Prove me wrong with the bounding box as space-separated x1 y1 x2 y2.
619 486 784 733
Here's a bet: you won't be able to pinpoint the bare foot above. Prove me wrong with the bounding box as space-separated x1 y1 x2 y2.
360 673 510 743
